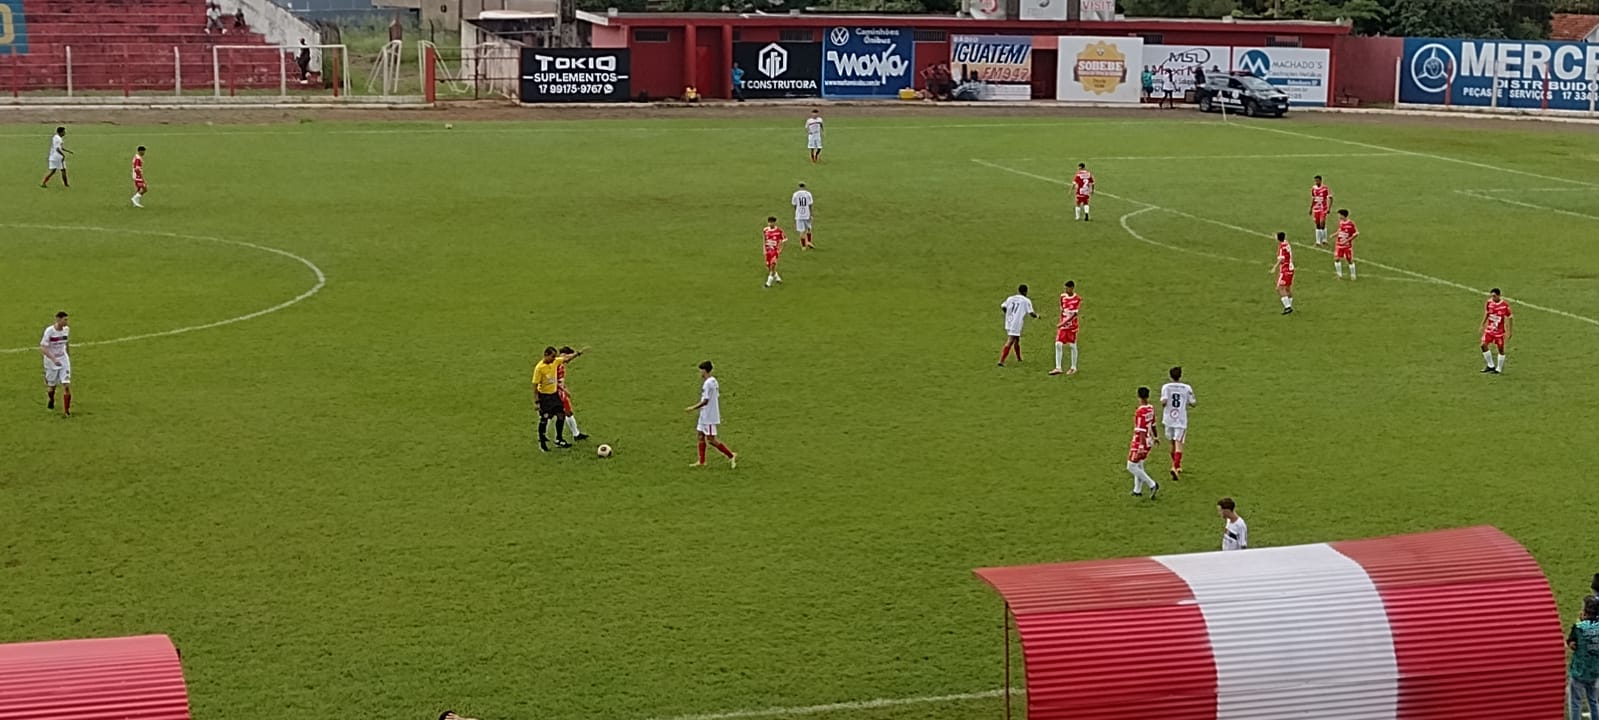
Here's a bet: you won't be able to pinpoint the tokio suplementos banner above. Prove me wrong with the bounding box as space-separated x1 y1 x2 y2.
1231 47 1330 106
1057 36 1144 103
822 27 914 98
950 35 1033 100
1143 45 1230 96
734 42 821 98
1401 37 1599 111
519 48 630 103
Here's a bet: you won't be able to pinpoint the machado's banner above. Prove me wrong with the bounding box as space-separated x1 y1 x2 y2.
1401 37 1599 110
1231 47 1329 106
520 48 630 103
1057 36 1143 103
823 27 914 98
950 35 1033 100
734 41 821 98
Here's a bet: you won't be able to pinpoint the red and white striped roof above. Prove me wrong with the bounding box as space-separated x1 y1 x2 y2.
974 526 1565 720
0 634 191 720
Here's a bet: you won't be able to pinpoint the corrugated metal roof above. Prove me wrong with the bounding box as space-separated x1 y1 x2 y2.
0 635 192 720
974 526 1565 720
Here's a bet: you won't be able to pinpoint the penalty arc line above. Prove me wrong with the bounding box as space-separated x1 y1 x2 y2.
642 688 1017 720
0 223 327 353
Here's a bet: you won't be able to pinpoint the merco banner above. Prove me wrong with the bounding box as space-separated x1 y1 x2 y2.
1056 36 1144 103
1402 37 1599 110
734 42 822 98
950 35 1033 100
520 48 631 103
822 27 914 98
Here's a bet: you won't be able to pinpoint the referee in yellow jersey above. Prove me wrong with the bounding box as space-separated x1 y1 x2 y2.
532 345 580 452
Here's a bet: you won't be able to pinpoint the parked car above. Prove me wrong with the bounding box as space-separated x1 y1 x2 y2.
1195 74 1291 117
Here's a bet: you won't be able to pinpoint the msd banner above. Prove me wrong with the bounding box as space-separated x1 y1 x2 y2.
1231 47 1329 106
823 27 914 98
950 35 1032 100
1402 37 1599 110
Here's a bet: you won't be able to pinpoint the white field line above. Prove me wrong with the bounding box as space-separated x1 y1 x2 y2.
643 688 1014 720
0 223 327 353
1469 187 1596 193
999 152 1401 162
1119 206 1257 264
1456 189 1599 222
972 159 1599 323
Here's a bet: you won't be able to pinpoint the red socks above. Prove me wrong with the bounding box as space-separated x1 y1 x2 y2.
712 441 733 458
1172 450 1183 471
1000 345 1012 363
63 392 71 414
697 439 707 464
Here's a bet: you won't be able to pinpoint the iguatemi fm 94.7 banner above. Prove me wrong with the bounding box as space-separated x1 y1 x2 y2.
950 35 1033 101
1402 37 1599 111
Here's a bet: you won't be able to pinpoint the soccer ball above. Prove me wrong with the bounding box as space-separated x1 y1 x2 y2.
444 123 454 130
596 444 613 458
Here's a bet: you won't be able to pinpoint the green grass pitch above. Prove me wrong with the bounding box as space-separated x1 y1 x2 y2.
3 111 1599 720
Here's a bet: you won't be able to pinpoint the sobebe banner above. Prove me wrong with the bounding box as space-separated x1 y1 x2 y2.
823 27 914 98
950 35 1033 101
1144 45 1230 95
1057 36 1144 103
1402 37 1599 111
1231 47 1329 106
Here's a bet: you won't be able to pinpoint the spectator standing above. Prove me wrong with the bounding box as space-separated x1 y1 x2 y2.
233 7 247 32
731 62 745 102
296 39 312 84
1140 66 1154 102
1193 64 1205 89
1570 596 1599 720
389 13 404 42
1160 70 1178 108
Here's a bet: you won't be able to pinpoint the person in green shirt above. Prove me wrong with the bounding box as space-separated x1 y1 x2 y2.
1569 595 1599 720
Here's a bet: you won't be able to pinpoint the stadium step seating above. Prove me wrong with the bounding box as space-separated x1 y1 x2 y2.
2 0 307 92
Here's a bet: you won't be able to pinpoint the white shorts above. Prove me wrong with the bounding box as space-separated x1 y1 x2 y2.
44 361 71 386
796 218 812 232
48 156 66 170
807 136 822 150
1165 425 1187 442
1005 327 1025 338
697 423 719 436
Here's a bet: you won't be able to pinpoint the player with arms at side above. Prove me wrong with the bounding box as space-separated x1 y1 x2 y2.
686 360 736 468
1050 280 1080 376
1333 209 1358 280
762 216 787 288
131 146 148 208
40 311 72 416
1072 163 1094 221
998 284 1038 367
1480 287 1513 374
1127 386 1160 499
1160 366 1196 481
791 182 815 250
41 126 72 188
805 109 824 164
1271 231 1295 315
1310 175 1332 246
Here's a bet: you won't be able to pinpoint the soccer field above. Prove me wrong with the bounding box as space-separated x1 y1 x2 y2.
3 109 1599 720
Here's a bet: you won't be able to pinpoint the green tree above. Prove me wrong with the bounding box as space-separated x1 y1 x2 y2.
1387 0 1550 38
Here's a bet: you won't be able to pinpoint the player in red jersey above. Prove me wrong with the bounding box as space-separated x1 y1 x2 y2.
1127 386 1160 499
1310 176 1332 246
1072 163 1094 221
556 345 589 441
1050 280 1080 376
762 216 786 288
1480 288 1513 374
1271 231 1295 315
131 146 147 208
1334 209 1358 280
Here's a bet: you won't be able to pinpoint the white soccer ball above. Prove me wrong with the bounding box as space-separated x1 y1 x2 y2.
596 444 613 458
444 123 454 130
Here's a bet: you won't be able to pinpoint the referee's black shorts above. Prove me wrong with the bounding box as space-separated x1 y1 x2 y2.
537 392 565 417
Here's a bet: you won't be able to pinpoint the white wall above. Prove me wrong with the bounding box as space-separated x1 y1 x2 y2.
239 0 325 69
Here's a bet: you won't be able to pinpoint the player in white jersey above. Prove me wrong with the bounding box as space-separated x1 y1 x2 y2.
41 126 73 188
39 311 72 416
805 109 824 163
791 182 816 249
1159 365 1196 482
1219 497 1248 550
997 284 1037 367
686 360 736 468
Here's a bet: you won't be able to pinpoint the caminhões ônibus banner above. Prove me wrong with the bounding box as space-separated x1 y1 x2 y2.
1402 37 1599 111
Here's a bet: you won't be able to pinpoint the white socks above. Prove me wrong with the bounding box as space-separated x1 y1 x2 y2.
131 193 142 207
566 416 581 436
1497 353 1506 372
1280 296 1293 309
1348 263 1356 279
766 272 781 286
1335 261 1357 279
1069 343 1078 370
1485 350 1506 371
1127 461 1157 494
1082 205 1090 220
1316 229 1327 244
1054 342 1064 370
1073 207 1081 220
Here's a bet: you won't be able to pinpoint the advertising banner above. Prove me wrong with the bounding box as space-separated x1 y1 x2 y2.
1079 0 1115 21
1019 0 1067 21
1231 47 1329 106
1143 45 1230 96
734 42 821 98
950 35 1033 100
1401 37 1599 111
1056 36 1144 103
520 48 630 103
0 0 28 54
823 27 915 98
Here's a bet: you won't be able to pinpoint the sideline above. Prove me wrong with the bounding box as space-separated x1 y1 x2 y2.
643 688 1015 720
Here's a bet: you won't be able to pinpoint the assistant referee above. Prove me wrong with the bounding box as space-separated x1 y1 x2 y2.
532 345 580 452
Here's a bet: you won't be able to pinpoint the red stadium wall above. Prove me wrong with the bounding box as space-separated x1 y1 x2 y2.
0 634 192 720
1334 35 1402 105
628 29 685 100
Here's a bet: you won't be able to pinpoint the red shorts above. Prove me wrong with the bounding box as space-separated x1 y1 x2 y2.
1128 445 1150 464
1334 244 1353 261
1481 332 1506 350
1278 271 1295 288
558 388 573 414
1312 209 1328 225
1056 327 1077 344
764 251 780 267
134 179 147 192
1075 194 1090 206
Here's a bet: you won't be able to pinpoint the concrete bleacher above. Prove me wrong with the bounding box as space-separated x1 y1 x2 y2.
5 0 315 93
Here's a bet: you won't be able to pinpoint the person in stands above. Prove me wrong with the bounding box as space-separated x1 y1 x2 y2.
233 7 247 32
296 39 312 84
205 2 224 34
